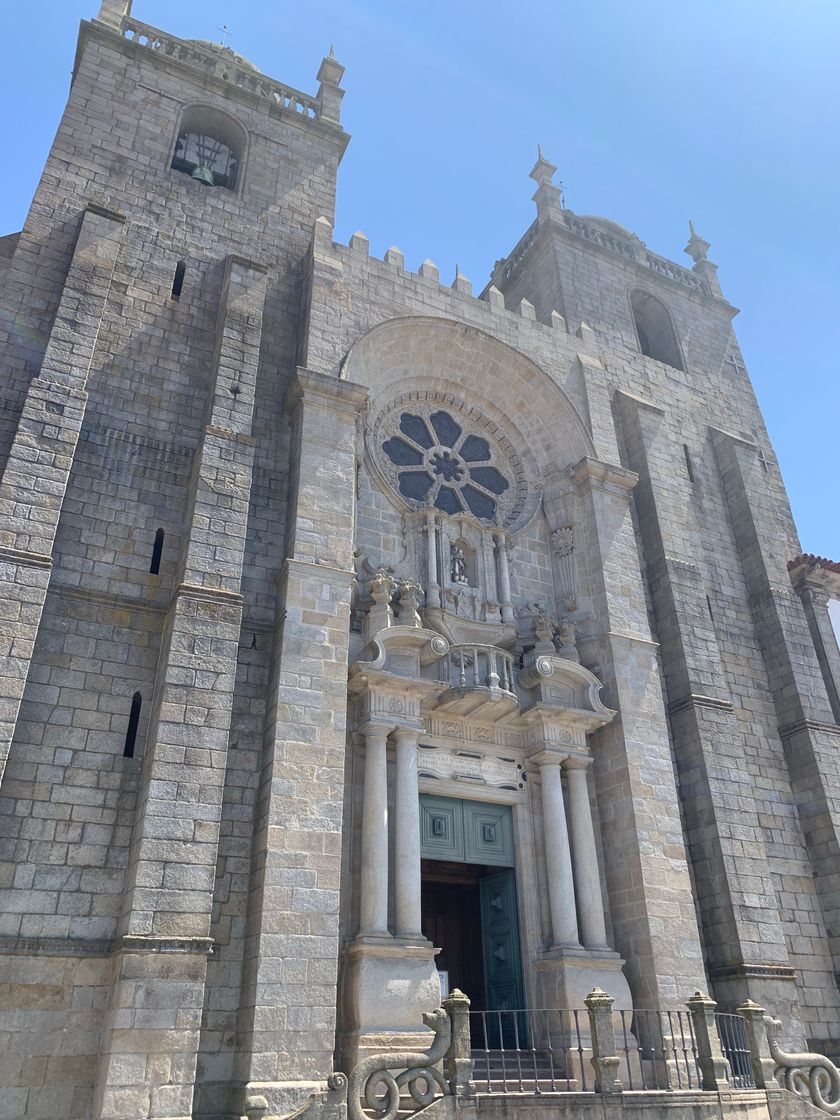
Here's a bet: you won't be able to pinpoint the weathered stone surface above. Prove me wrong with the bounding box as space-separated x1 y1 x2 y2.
1 6 839 1120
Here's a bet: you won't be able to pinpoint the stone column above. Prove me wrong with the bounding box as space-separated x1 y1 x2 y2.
394 727 423 939
564 758 609 949
537 753 581 948
360 724 391 936
425 512 441 609
495 533 514 624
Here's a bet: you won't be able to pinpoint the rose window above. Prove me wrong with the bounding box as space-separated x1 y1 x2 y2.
381 409 511 520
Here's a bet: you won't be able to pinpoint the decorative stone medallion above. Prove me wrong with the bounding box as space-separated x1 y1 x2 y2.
369 392 528 527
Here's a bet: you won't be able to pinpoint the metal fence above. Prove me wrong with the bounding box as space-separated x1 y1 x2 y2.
616 1009 702 1090
468 1007 756 1094
469 1008 591 1093
716 1012 756 1088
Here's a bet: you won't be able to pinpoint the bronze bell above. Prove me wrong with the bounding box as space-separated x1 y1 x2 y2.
190 163 215 186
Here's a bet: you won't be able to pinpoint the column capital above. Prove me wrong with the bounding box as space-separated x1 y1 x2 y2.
361 721 394 741
562 754 593 772
393 724 422 745
527 747 569 768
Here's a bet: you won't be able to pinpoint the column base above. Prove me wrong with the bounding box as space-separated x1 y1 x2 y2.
535 948 639 1087
339 936 441 1071
234 1079 333 1120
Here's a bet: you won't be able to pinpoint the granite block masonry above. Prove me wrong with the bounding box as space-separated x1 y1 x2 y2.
0 2 839 1118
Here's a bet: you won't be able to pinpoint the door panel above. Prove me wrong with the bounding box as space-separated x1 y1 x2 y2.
480 868 526 1045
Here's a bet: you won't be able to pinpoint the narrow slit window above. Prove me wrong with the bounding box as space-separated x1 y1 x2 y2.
150 528 165 574
683 444 695 484
706 595 715 623
123 692 142 758
171 261 186 300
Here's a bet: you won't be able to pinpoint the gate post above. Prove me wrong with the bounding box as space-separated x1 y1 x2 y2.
686 991 731 1089
442 989 474 1097
585 987 622 1094
736 1000 778 1089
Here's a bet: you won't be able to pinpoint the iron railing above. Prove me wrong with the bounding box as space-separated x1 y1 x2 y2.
716 1013 756 1088
617 1008 701 1090
469 1008 590 1093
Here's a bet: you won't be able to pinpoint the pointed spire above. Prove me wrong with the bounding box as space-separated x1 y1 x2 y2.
530 145 558 188
529 146 563 218
684 221 723 297
684 220 711 263
317 46 345 124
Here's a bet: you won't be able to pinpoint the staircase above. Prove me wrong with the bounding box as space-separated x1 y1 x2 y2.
470 1049 581 1093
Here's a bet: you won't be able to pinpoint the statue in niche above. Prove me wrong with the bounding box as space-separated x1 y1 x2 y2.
450 543 470 586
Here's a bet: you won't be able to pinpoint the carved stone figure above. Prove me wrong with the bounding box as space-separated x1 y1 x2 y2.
450 543 469 585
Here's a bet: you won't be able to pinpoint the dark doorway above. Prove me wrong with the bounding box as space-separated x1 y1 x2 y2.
421 860 487 1010
421 859 526 1047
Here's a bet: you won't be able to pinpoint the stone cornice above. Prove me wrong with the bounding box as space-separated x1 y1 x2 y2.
778 718 840 741
572 456 638 494
284 367 368 419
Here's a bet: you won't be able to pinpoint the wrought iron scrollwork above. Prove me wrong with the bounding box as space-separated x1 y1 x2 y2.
766 1016 840 1114
347 1008 451 1120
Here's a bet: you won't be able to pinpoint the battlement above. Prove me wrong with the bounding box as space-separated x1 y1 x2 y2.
81 6 344 129
490 212 716 301
323 221 592 341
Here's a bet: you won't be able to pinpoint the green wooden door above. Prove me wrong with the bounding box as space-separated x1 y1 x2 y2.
480 868 526 1046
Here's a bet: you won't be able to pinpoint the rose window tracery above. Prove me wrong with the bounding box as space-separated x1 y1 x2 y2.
382 409 511 521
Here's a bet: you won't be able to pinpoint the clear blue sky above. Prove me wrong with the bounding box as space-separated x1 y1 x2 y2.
2 1 838 559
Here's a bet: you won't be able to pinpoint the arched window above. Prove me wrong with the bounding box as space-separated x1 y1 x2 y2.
629 290 684 370
171 106 245 191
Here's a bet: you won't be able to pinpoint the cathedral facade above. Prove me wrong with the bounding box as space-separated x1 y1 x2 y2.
1 3 839 1119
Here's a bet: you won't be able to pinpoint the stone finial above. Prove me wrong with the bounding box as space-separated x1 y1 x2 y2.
316 49 345 124
366 568 396 635
530 145 563 216
576 320 595 342
384 246 405 269
530 144 558 187
684 220 723 296
96 0 132 28
349 231 370 254
684 220 711 263
397 579 423 628
418 259 440 282
550 310 567 331
483 285 505 309
517 298 536 320
452 266 472 295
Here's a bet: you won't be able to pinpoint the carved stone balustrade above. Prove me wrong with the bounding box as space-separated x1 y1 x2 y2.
436 644 519 718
